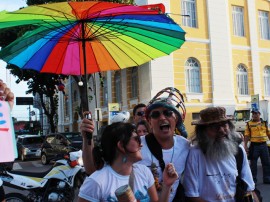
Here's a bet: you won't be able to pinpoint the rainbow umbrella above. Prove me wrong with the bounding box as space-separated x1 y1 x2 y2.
0 1 185 110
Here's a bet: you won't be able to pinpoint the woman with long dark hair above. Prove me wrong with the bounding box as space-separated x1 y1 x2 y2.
78 122 178 202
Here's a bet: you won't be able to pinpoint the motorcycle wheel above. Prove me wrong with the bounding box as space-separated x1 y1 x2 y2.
5 193 28 202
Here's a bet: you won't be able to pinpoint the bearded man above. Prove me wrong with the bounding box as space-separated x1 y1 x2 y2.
183 107 257 202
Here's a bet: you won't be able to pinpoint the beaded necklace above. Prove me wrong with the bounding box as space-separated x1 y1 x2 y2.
150 137 175 191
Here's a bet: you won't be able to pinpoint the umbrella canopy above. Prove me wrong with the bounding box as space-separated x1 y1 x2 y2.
0 1 185 76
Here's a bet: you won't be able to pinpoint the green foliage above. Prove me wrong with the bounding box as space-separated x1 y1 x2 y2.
6 65 68 133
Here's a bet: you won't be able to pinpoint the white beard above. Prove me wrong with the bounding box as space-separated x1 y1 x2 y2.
204 131 239 161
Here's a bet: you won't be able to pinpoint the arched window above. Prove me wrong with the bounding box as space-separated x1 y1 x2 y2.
115 71 122 103
131 67 138 98
103 76 108 106
236 64 249 95
264 66 270 96
185 58 201 93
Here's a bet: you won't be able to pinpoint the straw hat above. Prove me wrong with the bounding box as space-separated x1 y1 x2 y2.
191 107 231 125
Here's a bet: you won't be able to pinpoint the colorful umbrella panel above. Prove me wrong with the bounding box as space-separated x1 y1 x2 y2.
0 1 185 75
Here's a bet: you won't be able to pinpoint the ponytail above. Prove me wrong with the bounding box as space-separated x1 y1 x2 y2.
92 145 104 170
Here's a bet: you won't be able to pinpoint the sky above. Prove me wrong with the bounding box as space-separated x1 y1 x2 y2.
0 0 37 121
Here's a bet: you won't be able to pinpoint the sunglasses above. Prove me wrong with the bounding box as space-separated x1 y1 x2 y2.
130 135 141 145
136 111 145 116
149 109 174 119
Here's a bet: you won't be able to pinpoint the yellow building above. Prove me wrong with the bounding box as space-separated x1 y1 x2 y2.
57 0 270 138
171 0 270 135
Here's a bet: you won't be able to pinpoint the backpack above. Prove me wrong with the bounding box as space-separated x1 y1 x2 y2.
145 133 186 202
235 146 263 202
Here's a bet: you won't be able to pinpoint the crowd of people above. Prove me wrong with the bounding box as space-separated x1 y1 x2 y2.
78 87 267 202
1 79 269 201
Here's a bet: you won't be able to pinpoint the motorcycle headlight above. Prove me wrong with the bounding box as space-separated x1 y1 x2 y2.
57 181 66 189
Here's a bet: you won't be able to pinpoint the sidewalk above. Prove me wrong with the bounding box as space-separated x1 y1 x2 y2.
255 160 270 201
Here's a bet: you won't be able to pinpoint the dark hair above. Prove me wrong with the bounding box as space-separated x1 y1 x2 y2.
93 122 136 169
133 103 146 116
136 120 150 133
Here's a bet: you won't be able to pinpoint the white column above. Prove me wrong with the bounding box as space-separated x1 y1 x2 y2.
206 0 235 106
247 0 261 96
107 71 112 103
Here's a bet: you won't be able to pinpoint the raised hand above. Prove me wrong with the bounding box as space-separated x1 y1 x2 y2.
0 79 14 109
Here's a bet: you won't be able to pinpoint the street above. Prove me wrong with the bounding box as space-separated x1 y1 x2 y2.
3 159 270 201
255 160 270 201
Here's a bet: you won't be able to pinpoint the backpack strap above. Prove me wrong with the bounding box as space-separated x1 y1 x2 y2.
145 134 186 202
235 146 243 176
264 121 269 135
145 133 165 171
247 121 251 135
235 146 248 193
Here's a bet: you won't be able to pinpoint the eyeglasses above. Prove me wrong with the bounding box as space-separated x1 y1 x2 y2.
136 111 145 117
149 109 174 119
130 135 141 145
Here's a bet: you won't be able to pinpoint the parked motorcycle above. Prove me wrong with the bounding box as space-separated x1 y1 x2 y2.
0 150 85 202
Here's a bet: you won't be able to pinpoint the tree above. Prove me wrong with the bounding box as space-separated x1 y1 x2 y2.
6 65 68 133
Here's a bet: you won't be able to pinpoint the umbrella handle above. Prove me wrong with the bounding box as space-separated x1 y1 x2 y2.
85 113 93 145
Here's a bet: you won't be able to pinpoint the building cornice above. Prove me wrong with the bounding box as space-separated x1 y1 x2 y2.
185 37 210 44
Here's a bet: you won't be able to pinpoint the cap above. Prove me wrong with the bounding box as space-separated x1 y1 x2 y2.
145 87 186 122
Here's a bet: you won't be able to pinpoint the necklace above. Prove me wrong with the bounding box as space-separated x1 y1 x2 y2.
150 136 175 191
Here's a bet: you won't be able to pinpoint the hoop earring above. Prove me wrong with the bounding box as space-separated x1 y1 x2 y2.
122 156 127 163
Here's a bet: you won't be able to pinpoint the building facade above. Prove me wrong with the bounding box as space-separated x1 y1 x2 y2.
56 0 270 136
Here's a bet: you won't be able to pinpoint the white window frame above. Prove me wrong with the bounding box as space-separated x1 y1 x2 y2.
259 10 270 40
181 0 197 28
232 6 245 37
115 71 122 103
131 67 138 99
185 58 201 93
237 64 249 95
264 66 270 96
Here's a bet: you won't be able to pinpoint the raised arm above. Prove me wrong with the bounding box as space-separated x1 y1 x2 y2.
148 163 179 202
80 112 96 175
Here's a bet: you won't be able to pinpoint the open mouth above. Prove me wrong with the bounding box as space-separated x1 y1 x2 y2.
160 123 170 131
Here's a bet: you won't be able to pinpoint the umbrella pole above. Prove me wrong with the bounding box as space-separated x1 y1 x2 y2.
82 21 92 145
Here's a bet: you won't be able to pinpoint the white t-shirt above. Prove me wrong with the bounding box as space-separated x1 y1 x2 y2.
183 145 255 202
79 164 154 202
138 135 190 202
